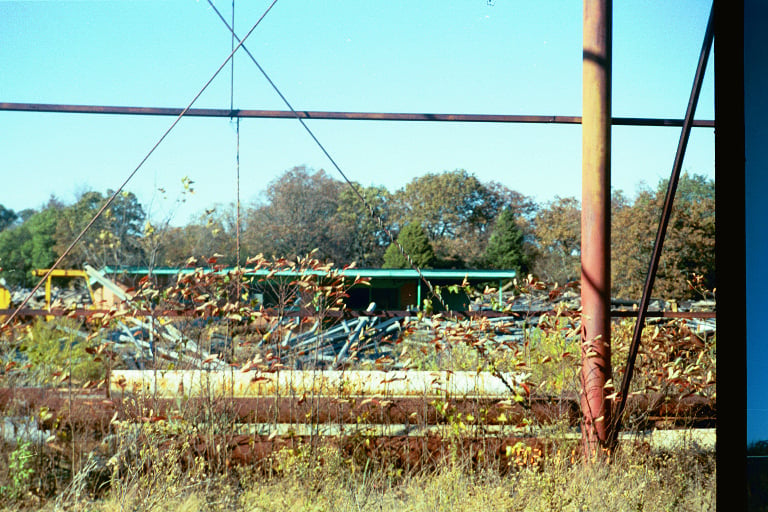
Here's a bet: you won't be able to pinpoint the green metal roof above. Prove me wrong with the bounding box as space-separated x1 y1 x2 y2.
101 266 516 281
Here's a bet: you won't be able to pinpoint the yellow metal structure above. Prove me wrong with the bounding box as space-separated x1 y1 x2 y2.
31 269 96 313
0 283 10 322
0 285 9 310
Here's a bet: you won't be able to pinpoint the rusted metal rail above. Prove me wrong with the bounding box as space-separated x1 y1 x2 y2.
0 308 716 319
0 390 713 433
0 102 714 127
0 371 715 469
0 381 715 433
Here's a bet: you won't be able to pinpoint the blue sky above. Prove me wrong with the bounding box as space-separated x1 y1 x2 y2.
0 1 714 225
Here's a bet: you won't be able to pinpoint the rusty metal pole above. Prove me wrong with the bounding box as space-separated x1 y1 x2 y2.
581 0 612 457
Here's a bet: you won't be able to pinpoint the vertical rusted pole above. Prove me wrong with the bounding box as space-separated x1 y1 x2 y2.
581 0 612 456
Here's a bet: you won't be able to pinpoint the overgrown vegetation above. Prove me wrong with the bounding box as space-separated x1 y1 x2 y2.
0 260 716 510
17 318 102 385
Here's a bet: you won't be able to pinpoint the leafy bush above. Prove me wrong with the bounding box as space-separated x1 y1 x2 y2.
0 442 35 504
19 318 103 385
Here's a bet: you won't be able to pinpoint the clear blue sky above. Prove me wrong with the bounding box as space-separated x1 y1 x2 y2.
0 1 714 225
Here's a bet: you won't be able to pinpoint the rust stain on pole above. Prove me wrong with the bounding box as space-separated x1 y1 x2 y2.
581 0 612 455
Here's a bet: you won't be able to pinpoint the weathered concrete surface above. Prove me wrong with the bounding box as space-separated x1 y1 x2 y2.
110 370 530 398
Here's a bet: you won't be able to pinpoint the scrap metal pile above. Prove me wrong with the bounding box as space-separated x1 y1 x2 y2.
0 267 715 374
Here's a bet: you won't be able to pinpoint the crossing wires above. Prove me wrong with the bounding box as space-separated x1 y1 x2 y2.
205 1 524 396
1 0 279 330
205 0 450 314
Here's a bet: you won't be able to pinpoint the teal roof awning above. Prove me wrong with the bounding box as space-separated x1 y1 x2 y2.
100 266 516 281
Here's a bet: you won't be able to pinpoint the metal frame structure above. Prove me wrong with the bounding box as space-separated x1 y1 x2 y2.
0 1 716 455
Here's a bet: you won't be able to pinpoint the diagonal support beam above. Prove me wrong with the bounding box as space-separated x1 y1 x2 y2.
607 3 714 452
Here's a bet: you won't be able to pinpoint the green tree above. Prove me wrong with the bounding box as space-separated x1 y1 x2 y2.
333 185 392 267
0 225 33 286
54 189 146 269
0 198 63 286
382 223 435 269
393 170 533 266
484 208 529 273
394 170 495 240
0 205 17 232
488 183 539 266
17 209 36 223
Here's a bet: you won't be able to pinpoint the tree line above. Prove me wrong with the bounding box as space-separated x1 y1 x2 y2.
0 166 714 300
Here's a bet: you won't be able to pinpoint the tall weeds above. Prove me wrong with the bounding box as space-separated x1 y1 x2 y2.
0 259 715 510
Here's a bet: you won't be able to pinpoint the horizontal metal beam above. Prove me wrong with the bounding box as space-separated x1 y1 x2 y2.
0 102 715 127
30 269 87 278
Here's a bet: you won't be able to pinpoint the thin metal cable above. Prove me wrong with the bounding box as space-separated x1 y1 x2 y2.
231 0 241 267
1 0 278 330
230 0 235 112
236 117 241 266
231 0 240 368
205 0 448 312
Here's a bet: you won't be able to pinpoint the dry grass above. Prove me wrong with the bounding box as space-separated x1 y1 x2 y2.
0 436 715 512
233 447 715 512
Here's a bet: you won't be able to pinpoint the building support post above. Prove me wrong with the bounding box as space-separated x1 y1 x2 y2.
581 0 612 457
417 282 422 310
